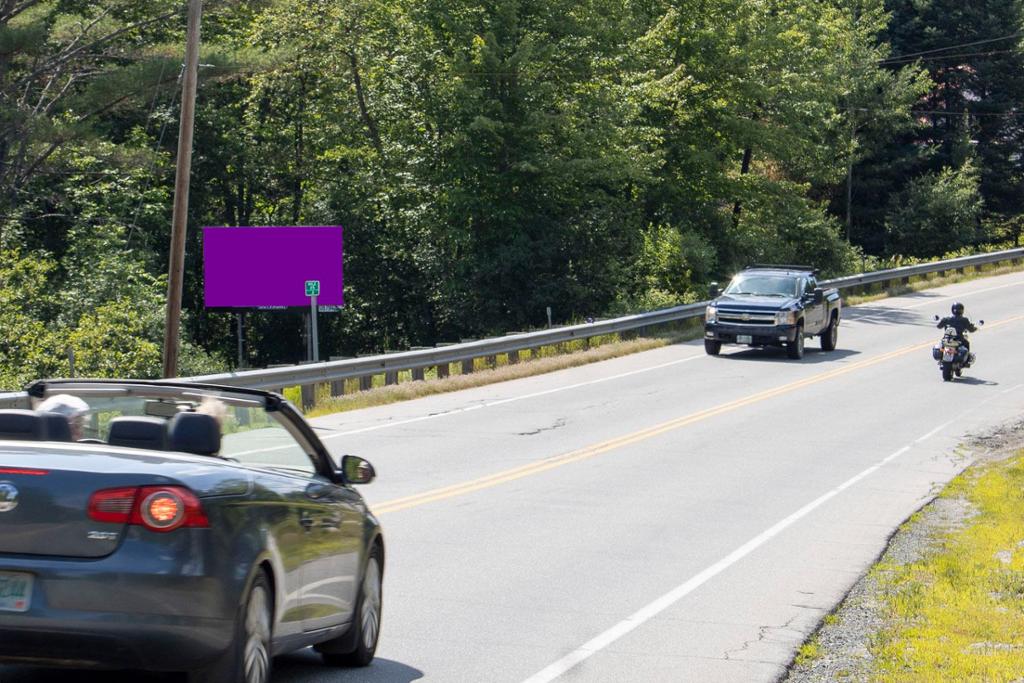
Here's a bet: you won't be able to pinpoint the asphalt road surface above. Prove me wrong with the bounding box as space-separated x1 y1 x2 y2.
4 272 1024 683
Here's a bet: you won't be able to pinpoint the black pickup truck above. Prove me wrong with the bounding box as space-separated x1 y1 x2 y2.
703 265 841 359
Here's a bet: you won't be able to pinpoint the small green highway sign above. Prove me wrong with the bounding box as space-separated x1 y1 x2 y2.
305 280 320 297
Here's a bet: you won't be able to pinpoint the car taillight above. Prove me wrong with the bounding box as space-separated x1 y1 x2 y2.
88 486 209 532
88 487 138 523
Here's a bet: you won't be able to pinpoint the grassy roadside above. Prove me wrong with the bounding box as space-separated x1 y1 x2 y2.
788 442 1024 683
867 450 1024 682
843 261 1024 306
291 260 1024 416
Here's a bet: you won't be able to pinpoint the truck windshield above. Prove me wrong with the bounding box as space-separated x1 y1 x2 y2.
723 274 800 297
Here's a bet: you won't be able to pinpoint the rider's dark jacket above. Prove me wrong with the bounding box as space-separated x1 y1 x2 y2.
937 314 977 341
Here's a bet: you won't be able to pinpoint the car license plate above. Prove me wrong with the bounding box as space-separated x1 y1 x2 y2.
0 571 33 612
737 335 753 344
942 349 954 362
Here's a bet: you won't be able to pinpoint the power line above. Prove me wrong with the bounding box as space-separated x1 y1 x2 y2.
879 32 1024 64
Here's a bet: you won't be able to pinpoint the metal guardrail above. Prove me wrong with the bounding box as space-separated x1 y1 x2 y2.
2 247 1021 409
179 246 1022 403
0 392 29 410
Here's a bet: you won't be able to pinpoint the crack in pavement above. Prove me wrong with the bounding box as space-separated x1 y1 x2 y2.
517 417 567 436
722 615 801 661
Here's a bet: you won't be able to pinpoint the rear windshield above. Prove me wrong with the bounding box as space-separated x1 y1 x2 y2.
723 274 800 298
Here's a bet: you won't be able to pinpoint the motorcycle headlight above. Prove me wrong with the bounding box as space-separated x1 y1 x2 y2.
705 305 718 323
775 310 797 325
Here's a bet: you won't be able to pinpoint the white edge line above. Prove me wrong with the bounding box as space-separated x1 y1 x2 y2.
520 438 928 683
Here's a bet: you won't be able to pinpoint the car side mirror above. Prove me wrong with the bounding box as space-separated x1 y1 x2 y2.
709 282 720 298
813 288 824 305
339 455 376 485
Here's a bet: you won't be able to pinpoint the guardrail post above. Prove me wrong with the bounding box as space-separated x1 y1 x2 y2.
410 348 431 381
356 353 376 391
435 343 455 378
460 340 477 374
530 346 542 360
298 361 317 409
384 351 400 386
328 356 351 396
508 350 520 364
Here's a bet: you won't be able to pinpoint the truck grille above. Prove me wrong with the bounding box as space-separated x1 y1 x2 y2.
717 309 777 325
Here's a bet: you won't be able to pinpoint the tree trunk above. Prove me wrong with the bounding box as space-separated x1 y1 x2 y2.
731 146 753 224
348 51 383 157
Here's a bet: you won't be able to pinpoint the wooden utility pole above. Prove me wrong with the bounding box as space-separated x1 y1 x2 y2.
162 0 203 378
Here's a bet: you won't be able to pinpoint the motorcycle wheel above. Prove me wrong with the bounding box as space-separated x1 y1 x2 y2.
955 368 962 377
941 363 954 382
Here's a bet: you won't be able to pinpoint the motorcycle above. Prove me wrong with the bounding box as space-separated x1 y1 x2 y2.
932 315 983 382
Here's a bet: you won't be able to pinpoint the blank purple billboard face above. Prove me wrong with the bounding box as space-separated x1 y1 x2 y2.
203 227 344 308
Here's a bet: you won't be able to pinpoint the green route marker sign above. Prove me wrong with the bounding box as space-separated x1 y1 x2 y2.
305 280 320 297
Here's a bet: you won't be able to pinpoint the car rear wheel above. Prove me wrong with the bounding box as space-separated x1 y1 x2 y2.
190 571 273 683
319 544 383 668
704 340 722 356
786 325 805 359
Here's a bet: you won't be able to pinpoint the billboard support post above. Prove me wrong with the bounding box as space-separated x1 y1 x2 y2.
310 294 319 362
236 312 244 368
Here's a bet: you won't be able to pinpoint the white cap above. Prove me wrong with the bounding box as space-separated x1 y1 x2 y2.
37 394 90 419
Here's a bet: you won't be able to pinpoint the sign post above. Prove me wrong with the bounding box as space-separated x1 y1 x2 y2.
306 280 320 362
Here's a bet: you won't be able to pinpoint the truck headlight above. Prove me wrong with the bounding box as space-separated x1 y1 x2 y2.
775 310 797 325
705 305 718 323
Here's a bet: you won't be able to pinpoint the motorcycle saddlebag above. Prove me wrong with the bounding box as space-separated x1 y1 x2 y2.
932 345 942 361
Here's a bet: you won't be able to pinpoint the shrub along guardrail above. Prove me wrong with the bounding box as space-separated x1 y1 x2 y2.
2 247 1022 412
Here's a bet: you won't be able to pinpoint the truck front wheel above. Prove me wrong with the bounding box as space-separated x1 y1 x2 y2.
786 325 805 359
820 315 838 351
704 339 722 356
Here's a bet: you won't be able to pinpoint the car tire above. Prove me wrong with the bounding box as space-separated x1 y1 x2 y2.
319 544 383 668
190 571 273 683
786 325 805 360
704 340 722 356
820 316 838 351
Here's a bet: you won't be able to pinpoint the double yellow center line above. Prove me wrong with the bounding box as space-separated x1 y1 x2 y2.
373 316 1023 515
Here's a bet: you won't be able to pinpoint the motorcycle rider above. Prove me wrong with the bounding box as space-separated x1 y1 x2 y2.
936 301 977 362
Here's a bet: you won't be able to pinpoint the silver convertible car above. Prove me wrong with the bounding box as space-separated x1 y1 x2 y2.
0 379 383 683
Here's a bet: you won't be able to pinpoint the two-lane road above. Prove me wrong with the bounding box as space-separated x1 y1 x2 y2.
4 272 1024 682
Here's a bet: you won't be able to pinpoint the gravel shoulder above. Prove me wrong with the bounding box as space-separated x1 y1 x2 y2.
782 417 1024 683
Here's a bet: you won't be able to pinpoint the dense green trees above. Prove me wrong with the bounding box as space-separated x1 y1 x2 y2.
1 0 1020 387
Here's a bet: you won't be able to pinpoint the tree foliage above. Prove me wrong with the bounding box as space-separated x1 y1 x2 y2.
1 0 1019 387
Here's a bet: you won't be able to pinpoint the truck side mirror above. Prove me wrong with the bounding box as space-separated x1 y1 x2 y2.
709 282 720 298
813 288 824 305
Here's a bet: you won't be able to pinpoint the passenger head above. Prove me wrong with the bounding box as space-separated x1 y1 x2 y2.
36 394 90 441
195 396 227 426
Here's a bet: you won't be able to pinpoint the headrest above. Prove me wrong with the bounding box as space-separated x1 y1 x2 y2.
0 410 47 441
37 412 73 442
168 412 221 456
107 417 167 451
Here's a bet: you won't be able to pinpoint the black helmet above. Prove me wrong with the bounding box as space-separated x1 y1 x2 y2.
951 302 964 316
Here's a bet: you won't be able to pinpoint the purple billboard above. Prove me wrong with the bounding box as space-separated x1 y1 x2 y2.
203 226 344 309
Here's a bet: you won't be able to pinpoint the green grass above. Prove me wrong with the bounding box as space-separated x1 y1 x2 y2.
868 449 1024 682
